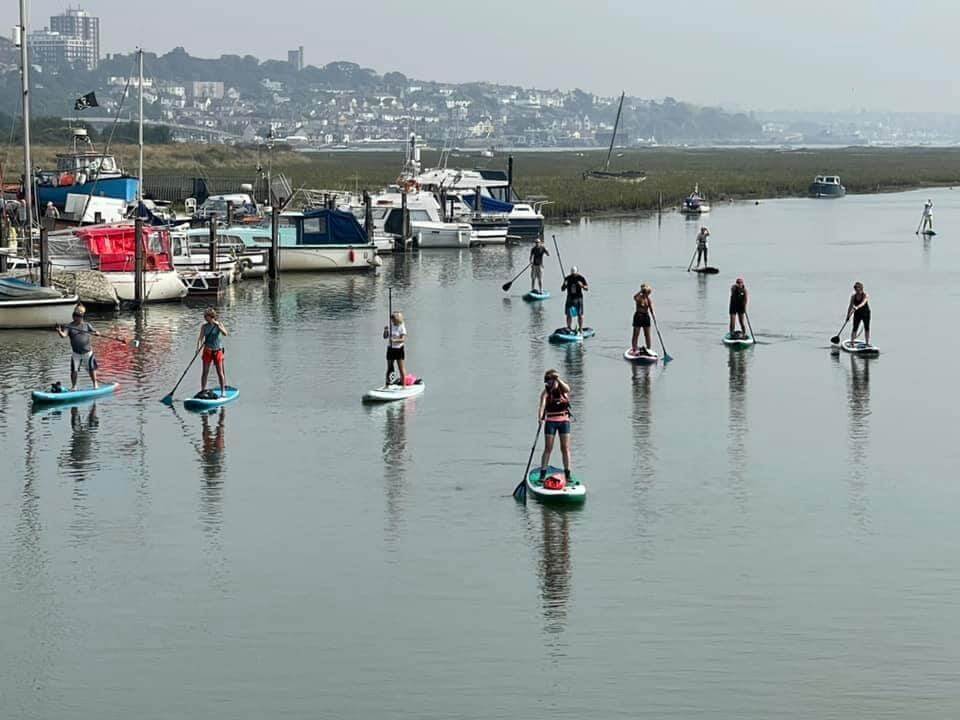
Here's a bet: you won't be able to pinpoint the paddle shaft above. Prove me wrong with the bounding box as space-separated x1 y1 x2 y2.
502 262 532 291
830 316 850 344
649 307 672 362
552 234 566 279
162 347 201 403
58 325 135 347
514 417 544 500
686 246 697 272
745 311 757 343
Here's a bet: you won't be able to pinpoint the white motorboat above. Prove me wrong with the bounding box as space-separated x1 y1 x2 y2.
0 276 78 329
364 190 473 249
680 185 711 215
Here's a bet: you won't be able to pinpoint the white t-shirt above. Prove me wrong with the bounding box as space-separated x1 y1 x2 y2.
923 203 933 217
697 230 709 247
388 322 406 348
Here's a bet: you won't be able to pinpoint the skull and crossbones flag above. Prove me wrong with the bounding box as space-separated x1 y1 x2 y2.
74 92 99 111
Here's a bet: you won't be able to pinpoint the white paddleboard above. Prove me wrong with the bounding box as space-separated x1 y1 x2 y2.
840 340 879 355
363 382 426 402
623 348 659 363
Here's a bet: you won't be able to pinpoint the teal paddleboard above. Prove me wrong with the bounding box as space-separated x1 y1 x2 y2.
32 383 118 404
184 386 239 412
550 327 595 343
526 466 586 503
722 332 754 348
523 290 551 302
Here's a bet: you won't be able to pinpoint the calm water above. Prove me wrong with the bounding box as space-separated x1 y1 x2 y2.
3 188 960 718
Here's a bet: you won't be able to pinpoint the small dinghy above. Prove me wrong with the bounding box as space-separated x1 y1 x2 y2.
623 347 659 363
549 327 595 343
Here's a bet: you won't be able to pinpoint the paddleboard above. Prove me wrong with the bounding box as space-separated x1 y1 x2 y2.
840 340 879 355
32 382 118 404
526 465 586 503
722 332 755 348
549 327 595 343
623 347 659 363
523 290 551 302
184 386 240 411
922 230 937 236
694 266 720 274
363 379 425 402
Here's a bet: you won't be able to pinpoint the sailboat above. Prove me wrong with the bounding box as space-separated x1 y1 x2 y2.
583 92 647 183
1 0 78 329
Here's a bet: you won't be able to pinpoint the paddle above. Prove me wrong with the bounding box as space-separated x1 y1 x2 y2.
513 416 545 503
501 262 532 292
830 316 850 345
552 234 567 279
686 246 698 272
160 347 201 406
745 311 757 344
59 325 140 349
649 307 673 363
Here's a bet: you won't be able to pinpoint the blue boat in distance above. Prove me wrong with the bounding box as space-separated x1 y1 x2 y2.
809 175 846 198
35 128 139 211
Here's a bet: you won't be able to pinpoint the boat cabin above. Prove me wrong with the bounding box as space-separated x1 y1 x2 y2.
814 176 842 186
292 208 371 246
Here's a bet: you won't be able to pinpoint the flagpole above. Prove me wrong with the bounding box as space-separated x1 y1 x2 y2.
18 0 34 237
137 48 143 207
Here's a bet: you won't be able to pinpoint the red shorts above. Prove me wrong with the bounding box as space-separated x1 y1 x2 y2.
202 347 225 371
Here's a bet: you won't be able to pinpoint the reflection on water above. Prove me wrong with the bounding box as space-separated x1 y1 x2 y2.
535 505 572 656
727 349 750 517
696 272 710 319
60 403 101 481
200 408 227 486
380 401 410 547
199 408 228 591
845 355 872 530
631 365 658 548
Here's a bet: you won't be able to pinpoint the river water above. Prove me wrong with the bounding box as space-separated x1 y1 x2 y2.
2 187 960 718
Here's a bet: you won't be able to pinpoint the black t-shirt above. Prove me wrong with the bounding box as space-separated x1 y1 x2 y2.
564 273 587 300
530 245 548 266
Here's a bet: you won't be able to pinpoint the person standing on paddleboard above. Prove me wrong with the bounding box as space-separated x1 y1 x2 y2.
383 311 407 386
729 278 748 338
920 199 933 233
695 226 710 268
197 308 229 398
847 281 871 346
631 283 655 356
57 303 101 391
561 266 588 334
538 369 573 484
529 238 549 293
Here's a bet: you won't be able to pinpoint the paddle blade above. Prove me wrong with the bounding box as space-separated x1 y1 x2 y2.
512 480 527 502
662 352 674 363
160 394 174 406
501 281 512 291
830 335 840 345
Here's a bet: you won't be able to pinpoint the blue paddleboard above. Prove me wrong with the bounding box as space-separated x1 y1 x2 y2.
523 290 551 302
32 383 118 404
184 386 239 412
549 327 596 343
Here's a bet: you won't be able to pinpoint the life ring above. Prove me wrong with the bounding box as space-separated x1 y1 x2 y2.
402 179 419 193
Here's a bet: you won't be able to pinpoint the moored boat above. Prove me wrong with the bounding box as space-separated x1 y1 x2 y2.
0 277 78 329
681 185 711 214
809 175 846 198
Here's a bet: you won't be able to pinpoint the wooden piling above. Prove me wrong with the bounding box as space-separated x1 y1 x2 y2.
208 220 218 273
269 205 280 280
39 220 50 287
134 217 144 304
400 191 409 252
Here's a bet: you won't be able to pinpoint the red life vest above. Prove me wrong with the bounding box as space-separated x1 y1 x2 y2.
544 387 570 421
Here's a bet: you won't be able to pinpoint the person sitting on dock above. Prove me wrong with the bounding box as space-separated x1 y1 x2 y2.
197 308 229 398
631 283 655 355
529 238 549 293
728 278 749 338
561 266 588 334
383 311 407 386
847 281 871 347
920 199 933 234
57 303 100 391
695 226 710 268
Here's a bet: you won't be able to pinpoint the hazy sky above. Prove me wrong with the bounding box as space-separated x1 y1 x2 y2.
9 0 960 112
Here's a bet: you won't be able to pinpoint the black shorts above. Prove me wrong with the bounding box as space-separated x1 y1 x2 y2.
853 307 871 331
565 298 583 314
386 346 405 362
729 301 746 315
632 311 651 329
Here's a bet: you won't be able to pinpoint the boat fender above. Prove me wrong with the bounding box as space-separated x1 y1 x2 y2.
403 373 417 386
348 248 355 262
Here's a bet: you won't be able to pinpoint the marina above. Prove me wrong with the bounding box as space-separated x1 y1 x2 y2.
3 187 960 718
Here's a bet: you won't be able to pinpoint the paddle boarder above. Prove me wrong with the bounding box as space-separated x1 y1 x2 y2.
529 238 549 293
846 281 871 346
537 369 573 483
56 303 100 391
920 199 933 234
631 283 655 356
383 310 407 386
695 226 710 268
561 266 588 333
728 277 748 338
197 308 229 398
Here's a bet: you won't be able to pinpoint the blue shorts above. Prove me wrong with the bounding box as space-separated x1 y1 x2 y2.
544 420 571 436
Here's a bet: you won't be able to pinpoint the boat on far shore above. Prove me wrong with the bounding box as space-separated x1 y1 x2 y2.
809 175 846 198
680 185 711 215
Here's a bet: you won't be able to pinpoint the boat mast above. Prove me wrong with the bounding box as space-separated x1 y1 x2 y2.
137 48 144 206
18 0 34 233
603 92 625 172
